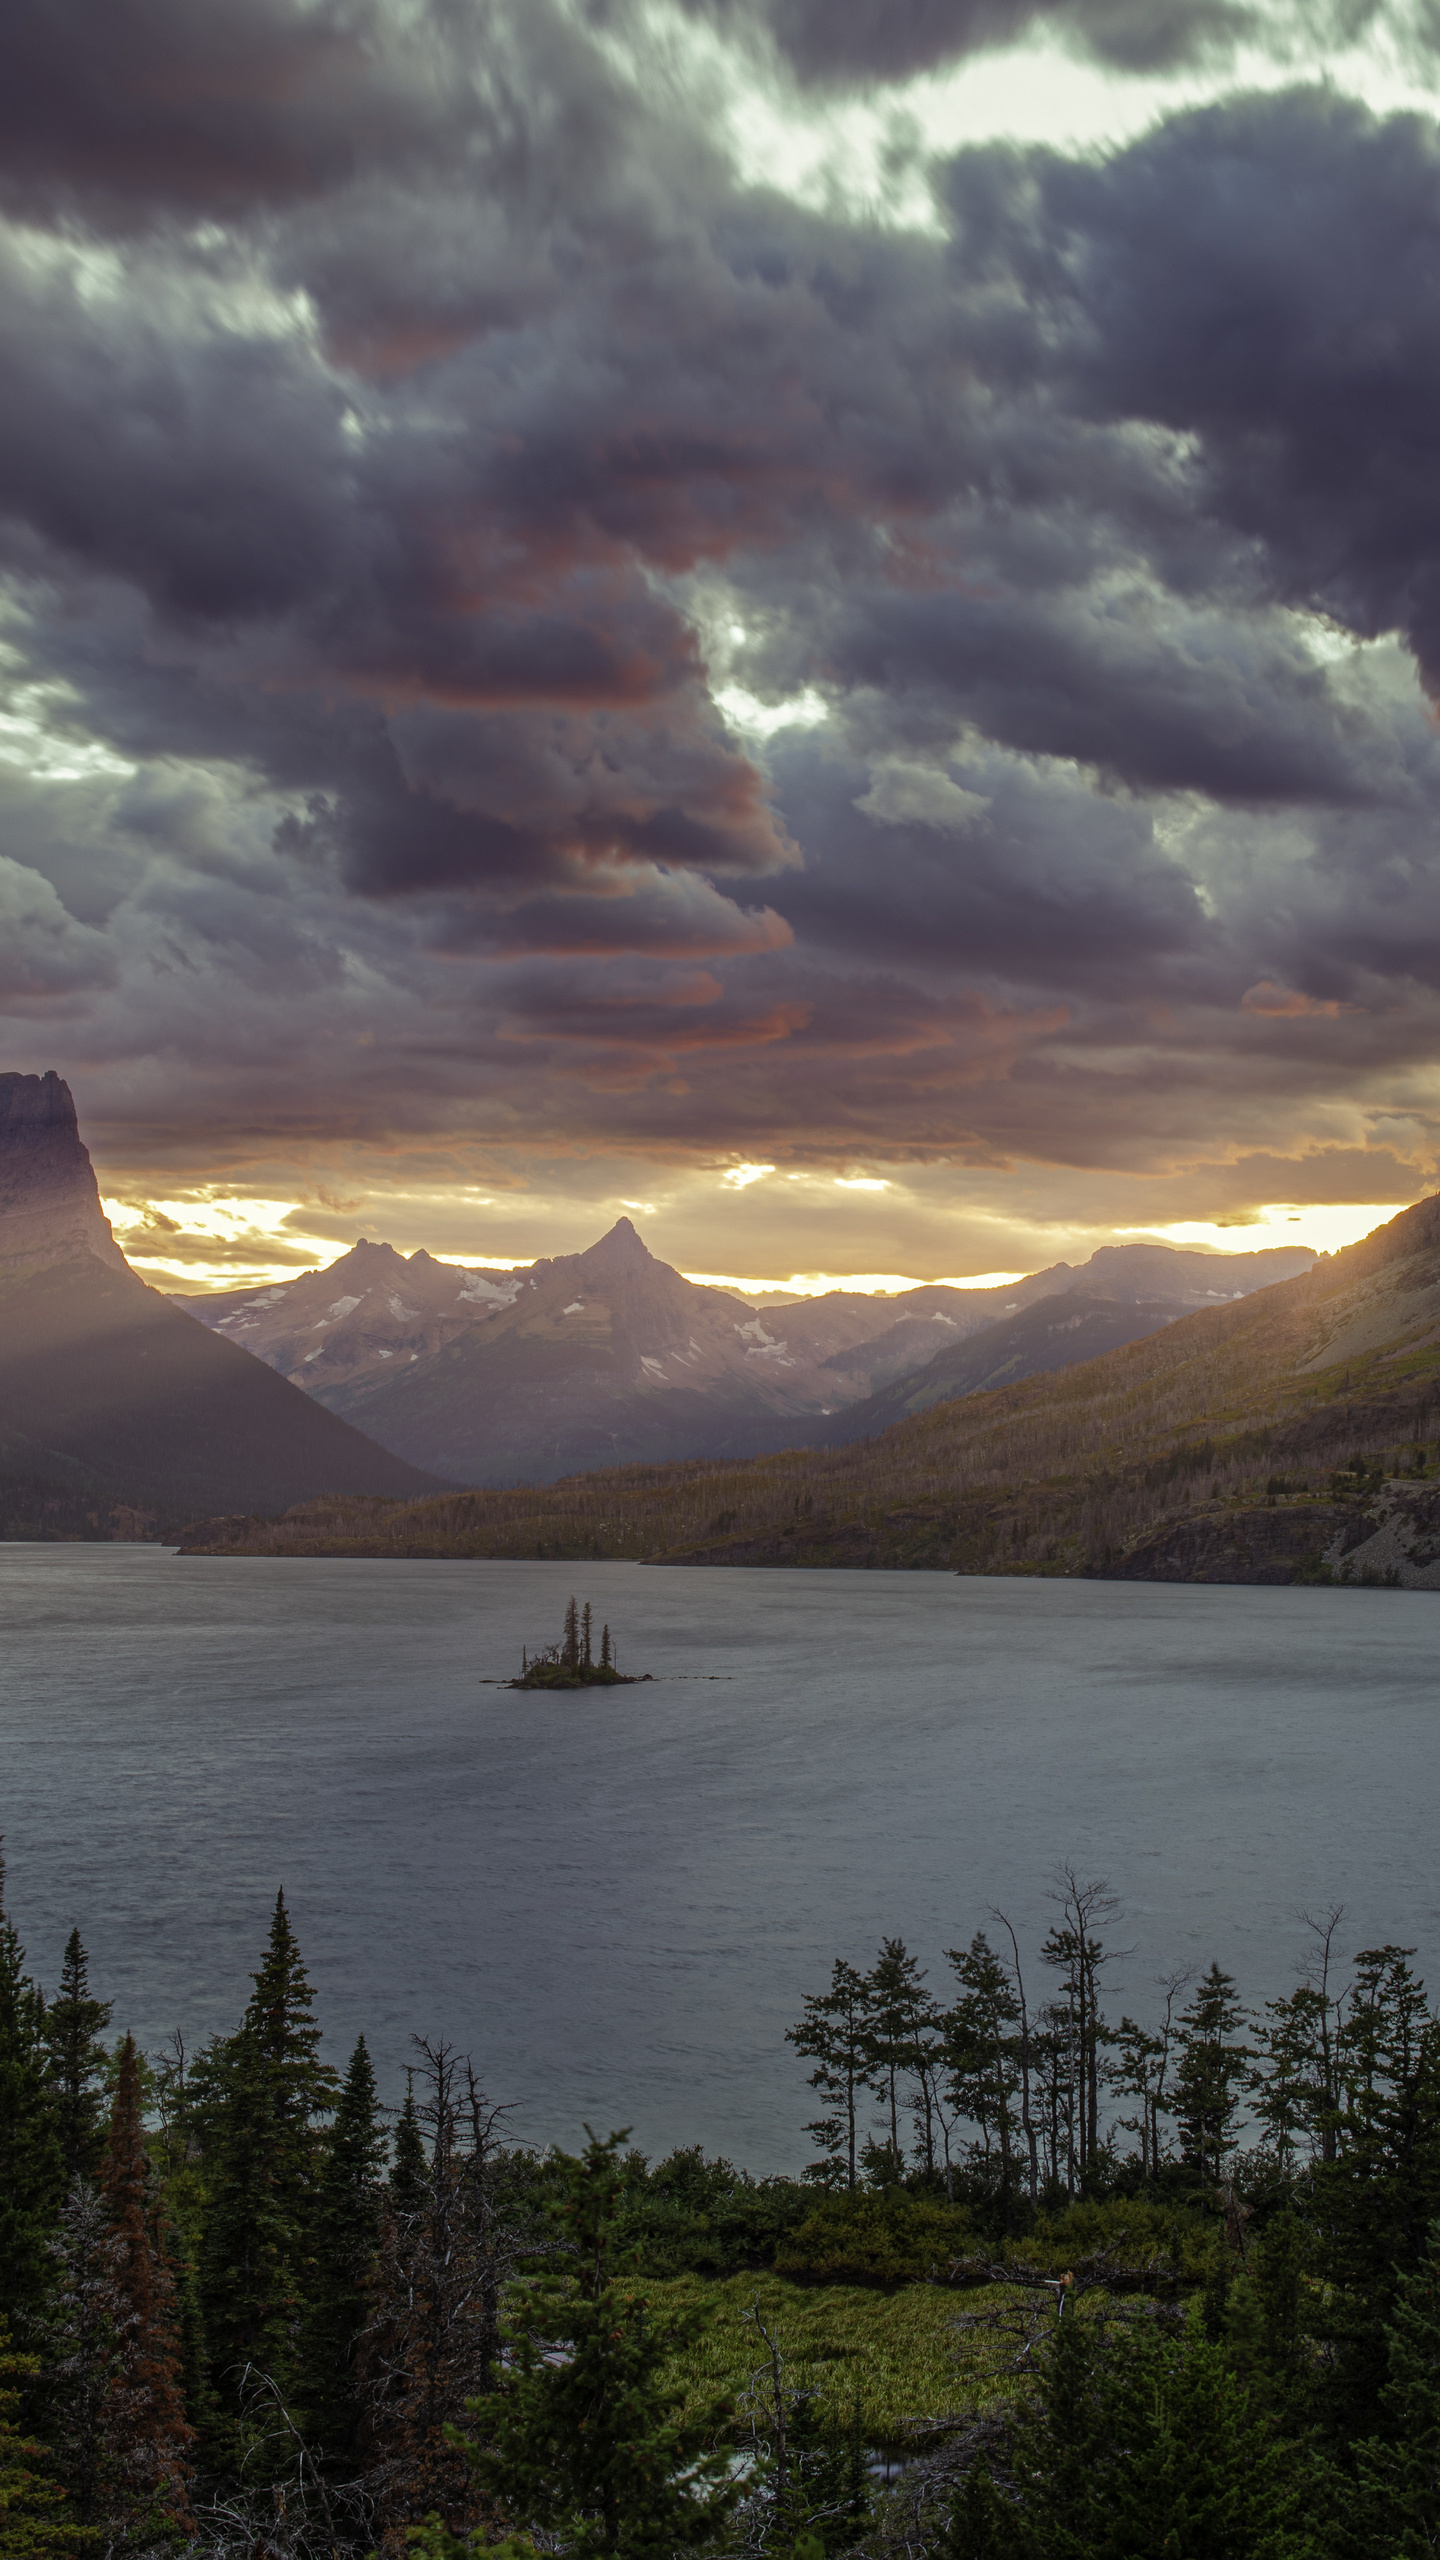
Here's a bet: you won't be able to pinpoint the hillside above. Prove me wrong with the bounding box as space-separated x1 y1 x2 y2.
790 1288 1196 1443
175 1217 1314 1484
177 1193 1440 1586
0 1071 445 1534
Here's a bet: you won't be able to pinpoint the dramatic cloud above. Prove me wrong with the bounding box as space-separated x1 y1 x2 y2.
3 0 1440 1281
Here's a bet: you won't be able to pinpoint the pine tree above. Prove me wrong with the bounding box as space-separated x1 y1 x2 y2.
0 2316 84 2560
949 2461 1021 2559
581 1603 593 1672
1173 1964 1251 2190
1310 1953 1440 2442
0 1850 64 2332
1012 2301 1303 2558
942 1935 1022 2207
41 2183 124 2531
786 1960 871 2189
100 2037 194 2546
562 1598 580 1672
1355 2216 1440 2555
864 1939 929 2172
196 1894 337 2423
305 2036 386 2465
43 1935 112 2188
390 2073 426 2213
466 2129 736 2558
600 1624 613 1673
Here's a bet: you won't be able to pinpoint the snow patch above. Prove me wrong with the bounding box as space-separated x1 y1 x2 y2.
327 1294 363 1319
388 1293 420 1319
563 1300 584 1314
457 1274 522 1308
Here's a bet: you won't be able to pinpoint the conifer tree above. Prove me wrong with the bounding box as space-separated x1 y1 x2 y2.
100 2037 194 2545
600 1624 612 1672
390 2072 426 2213
0 2316 82 2560
864 1939 929 2171
562 1598 580 1672
1174 1964 1251 2189
1010 2300 1301 2558
467 2129 736 2558
942 1936 1022 2206
786 1960 871 2189
1355 2216 1440 2555
0 1850 64 2331
305 2035 386 2465
41 2184 123 2531
197 1893 337 2422
581 1603 593 1672
43 1935 112 2187
949 2461 1021 2559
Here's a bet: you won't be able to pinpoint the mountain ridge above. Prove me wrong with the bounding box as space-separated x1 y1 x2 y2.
174 1192 1440 1584
174 1215 1316 1485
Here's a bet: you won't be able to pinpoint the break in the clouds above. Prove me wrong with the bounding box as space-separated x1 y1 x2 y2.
4 0 1440 1282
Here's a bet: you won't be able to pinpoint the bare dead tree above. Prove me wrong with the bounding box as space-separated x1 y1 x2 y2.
357 2040 525 2557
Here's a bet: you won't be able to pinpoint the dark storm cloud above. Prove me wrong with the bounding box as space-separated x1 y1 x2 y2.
7 5 1440 1206
0 0 568 221
938 90 1440 689
673 0 1345 84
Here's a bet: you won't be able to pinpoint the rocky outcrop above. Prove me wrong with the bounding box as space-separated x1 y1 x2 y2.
1111 1483 1440 1587
1111 1501 1352 1584
0 1071 126 1276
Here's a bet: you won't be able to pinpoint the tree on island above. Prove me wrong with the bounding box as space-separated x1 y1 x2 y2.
512 1600 641 1690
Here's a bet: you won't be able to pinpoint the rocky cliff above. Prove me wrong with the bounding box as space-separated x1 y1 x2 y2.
0 1069 446 1532
0 1071 127 1276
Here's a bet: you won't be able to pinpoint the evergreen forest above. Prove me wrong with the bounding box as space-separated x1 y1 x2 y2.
6 1852 1440 2560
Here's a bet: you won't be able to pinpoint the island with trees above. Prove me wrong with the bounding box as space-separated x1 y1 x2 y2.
510 1594 650 1688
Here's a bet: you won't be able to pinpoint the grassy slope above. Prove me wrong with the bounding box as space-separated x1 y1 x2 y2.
176 1197 1440 1575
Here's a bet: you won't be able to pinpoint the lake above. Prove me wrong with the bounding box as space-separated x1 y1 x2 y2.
2 1545 1437 2172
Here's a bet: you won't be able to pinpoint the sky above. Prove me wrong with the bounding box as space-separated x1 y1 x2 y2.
6 0 1440 1292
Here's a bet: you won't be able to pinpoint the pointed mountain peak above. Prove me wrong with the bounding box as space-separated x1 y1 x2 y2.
0 1069 127 1278
574 1215 658 1275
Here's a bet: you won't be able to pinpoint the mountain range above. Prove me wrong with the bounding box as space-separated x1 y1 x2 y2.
0 1072 442 1535
176 1220 1314 1485
180 1189 1440 1588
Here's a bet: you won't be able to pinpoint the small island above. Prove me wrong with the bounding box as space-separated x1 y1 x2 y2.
511 1595 652 1688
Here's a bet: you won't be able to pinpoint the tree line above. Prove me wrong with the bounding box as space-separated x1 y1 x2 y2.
8 1851 1440 2559
786 1870 1388 2205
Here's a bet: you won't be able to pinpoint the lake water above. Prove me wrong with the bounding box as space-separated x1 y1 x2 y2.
3 1545 1438 2172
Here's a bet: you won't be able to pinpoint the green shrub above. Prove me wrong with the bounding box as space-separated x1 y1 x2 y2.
773 2189 972 2286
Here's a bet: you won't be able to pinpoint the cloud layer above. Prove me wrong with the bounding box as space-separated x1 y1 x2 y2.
2 0 1440 1274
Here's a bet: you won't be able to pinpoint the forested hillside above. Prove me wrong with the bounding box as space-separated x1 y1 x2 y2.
6 1853 1440 2558
181 1194 1440 1585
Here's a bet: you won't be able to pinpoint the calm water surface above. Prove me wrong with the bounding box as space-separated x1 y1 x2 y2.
2 1545 1437 2169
